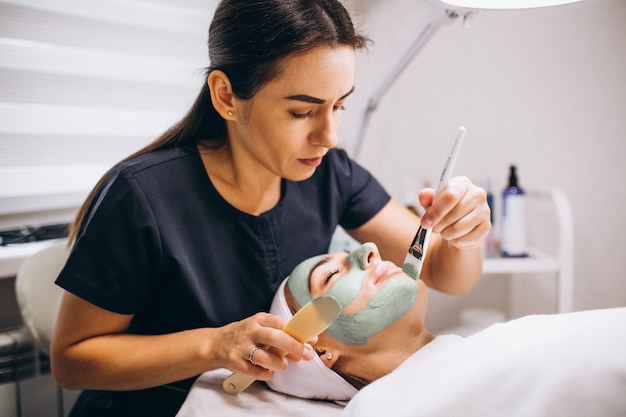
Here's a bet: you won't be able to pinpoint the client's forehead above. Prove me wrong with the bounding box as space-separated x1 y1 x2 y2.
287 252 347 307
287 254 327 308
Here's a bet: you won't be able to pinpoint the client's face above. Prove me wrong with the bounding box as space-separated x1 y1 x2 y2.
287 242 420 345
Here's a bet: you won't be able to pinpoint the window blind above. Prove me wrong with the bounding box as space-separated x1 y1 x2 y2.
0 0 215 215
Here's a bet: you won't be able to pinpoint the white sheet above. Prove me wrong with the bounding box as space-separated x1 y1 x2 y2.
343 308 626 417
177 308 626 416
176 368 343 417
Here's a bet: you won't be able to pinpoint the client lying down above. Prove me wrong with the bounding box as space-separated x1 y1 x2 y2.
177 242 626 416
267 242 626 416
267 241 433 399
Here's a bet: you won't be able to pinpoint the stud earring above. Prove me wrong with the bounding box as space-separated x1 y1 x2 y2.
227 110 233 116
326 353 333 360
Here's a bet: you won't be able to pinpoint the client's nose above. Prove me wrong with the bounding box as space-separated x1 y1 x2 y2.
359 242 381 269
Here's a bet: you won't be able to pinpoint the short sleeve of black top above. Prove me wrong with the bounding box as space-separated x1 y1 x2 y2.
56 146 390 335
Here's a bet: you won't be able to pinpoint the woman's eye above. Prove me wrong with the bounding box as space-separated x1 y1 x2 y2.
333 104 346 112
290 111 313 119
324 268 341 284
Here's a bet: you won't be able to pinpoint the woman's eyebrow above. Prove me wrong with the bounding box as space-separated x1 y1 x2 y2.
285 86 355 105
308 256 334 283
285 94 325 104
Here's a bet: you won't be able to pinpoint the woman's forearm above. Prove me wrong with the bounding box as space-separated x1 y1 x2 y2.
52 327 217 391
52 288 314 392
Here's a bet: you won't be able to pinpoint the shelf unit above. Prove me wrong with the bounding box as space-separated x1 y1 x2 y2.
482 188 574 314
332 188 575 315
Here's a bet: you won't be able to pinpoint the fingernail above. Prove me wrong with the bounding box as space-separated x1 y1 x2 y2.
303 346 314 360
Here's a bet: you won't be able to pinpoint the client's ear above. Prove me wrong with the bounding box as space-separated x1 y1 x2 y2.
316 348 340 369
314 342 342 369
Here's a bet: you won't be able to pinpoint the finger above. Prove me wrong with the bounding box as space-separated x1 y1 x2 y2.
257 311 289 331
223 340 285 381
435 204 475 237
256 326 314 362
418 188 435 211
245 313 315 367
285 343 315 362
421 180 468 229
439 204 492 247
434 182 490 238
244 345 288 377
306 335 319 346
240 341 309 381
446 221 492 249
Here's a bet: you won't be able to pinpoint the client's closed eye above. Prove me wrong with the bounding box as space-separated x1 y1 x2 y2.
324 269 341 284
310 253 350 296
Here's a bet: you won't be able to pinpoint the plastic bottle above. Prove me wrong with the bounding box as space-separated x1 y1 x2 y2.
501 165 527 257
480 179 498 258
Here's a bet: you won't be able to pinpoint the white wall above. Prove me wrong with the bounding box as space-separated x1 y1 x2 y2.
341 0 626 325
1 0 624 329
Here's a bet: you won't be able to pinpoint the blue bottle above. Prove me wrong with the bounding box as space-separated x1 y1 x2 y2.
501 165 527 257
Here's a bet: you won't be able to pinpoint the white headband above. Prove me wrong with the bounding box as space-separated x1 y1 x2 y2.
266 278 358 402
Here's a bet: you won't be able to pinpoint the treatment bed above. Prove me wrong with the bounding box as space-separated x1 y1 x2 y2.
177 307 626 417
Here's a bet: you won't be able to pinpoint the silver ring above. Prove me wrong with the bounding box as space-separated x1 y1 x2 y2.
248 345 264 366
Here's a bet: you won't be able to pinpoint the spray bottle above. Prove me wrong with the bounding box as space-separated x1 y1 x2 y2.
501 165 527 257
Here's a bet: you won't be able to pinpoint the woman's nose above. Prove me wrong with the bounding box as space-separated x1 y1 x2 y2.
359 242 381 269
312 113 338 149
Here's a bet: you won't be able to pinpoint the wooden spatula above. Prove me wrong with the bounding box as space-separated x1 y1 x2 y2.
222 295 341 395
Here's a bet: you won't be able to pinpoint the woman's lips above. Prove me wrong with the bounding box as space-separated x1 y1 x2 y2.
374 261 404 284
299 157 323 167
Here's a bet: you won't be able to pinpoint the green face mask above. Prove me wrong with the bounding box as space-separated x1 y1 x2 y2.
287 243 418 345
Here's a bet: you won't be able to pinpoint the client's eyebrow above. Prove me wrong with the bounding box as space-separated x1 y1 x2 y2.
308 255 334 283
285 86 355 105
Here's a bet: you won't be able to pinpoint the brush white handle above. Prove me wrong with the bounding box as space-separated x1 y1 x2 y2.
434 126 466 198
403 126 467 280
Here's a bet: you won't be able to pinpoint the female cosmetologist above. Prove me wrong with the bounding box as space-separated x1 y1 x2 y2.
50 0 491 415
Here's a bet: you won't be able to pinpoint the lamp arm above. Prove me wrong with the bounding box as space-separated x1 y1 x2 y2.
349 6 459 158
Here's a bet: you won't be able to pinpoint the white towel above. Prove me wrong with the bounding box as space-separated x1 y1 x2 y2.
175 368 343 417
343 308 626 417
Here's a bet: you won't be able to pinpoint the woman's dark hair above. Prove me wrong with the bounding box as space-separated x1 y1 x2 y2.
69 0 369 241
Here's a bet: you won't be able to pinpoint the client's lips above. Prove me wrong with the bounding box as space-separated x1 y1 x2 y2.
374 261 404 284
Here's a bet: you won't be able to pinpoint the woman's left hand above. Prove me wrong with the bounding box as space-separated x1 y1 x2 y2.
418 176 492 249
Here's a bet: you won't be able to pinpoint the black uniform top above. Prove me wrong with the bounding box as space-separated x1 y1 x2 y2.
56 146 389 416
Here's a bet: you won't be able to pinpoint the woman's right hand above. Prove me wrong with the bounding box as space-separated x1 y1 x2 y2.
212 312 316 380
52 292 316 390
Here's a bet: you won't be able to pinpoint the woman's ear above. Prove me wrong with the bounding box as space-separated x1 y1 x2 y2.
207 70 237 121
315 345 341 369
